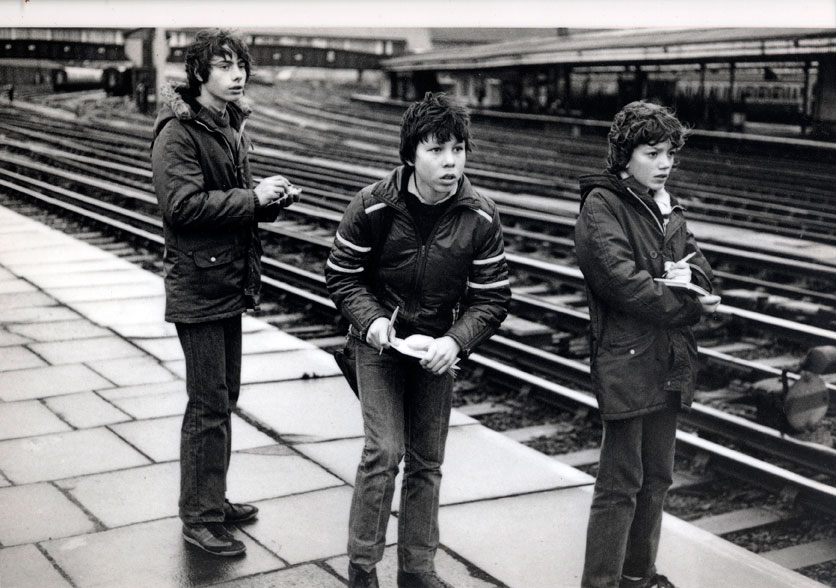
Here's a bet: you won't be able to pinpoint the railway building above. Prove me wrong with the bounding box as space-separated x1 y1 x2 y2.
380 27 836 137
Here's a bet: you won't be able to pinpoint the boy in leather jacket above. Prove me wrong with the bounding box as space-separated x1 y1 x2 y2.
151 28 299 557
325 92 511 588
574 101 719 588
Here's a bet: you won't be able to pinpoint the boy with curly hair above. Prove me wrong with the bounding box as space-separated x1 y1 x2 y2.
574 101 719 588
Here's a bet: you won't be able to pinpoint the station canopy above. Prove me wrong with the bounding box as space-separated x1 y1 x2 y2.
382 28 836 71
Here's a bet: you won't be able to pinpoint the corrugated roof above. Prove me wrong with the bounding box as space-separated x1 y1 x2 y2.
382 27 836 71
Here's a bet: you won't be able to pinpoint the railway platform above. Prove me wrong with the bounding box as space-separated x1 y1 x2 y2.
0 202 825 588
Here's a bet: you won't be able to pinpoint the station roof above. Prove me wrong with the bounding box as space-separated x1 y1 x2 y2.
382 28 836 72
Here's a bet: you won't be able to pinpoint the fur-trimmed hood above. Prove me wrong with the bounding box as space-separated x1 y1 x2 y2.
152 83 252 139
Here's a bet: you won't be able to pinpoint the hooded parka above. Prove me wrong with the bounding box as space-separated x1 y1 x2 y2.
151 84 279 323
574 172 714 420
325 166 511 356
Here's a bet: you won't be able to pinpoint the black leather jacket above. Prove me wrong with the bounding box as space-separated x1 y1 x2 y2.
326 166 511 356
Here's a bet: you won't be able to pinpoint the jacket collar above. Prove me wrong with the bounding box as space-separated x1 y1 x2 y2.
372 166 481 212
153 83 252 136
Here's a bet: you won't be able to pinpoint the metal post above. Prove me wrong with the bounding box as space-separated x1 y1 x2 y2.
152 28 168 113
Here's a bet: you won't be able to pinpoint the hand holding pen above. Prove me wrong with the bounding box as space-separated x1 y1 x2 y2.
663 251 695 283
379 306 399 356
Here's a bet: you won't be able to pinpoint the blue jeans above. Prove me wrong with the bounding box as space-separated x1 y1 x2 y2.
175 315 242 524
347 336 453 573
581 408 678 588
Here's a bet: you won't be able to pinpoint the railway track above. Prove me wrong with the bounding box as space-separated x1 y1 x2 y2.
2 90 836 582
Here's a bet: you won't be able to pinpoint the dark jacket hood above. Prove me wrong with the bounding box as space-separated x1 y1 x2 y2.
152 83 252 140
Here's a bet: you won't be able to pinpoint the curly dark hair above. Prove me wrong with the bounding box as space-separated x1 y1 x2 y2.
399 92 473 166
184 29 253 96
606 101 689 173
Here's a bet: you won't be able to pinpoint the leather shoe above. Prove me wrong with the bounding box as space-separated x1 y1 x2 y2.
397 569 453 588
182 522 245 556
348 562 379 588
223 500 258 523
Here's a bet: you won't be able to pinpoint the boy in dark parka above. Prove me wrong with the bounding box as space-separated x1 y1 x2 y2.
574 101 719 588
151 28 299 557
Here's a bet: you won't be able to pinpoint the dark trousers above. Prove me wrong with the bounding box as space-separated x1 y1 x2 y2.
175 315 242 524
581 408 678 588
347 337 453 573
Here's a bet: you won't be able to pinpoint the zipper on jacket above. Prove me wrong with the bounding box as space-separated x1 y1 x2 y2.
193 119 239 173
405 202 468 322
626 187 665 234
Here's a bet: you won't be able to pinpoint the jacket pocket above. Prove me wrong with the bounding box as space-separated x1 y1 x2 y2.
193 245 236 268
593 331 669 416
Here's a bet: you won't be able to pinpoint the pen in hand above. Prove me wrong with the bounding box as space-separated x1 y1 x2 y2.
379 306 399 356
664 251 696 278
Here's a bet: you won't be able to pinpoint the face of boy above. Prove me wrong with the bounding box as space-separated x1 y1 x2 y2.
197 46 247 111
626 139 676 193
410 136 466 203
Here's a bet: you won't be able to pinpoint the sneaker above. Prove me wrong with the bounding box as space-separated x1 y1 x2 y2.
348 562 379 588
397 569 454 588
182 522 246 556
620 574 676 588
223 499 258 523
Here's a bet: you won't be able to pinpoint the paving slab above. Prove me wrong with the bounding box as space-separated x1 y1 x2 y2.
28 335 145 364
129 336 185 361
0 427 150 484
0 399 72 440
297 424 592 508
226 447 345 502
129 329 314 362
327 545 502 588
0 544 73 588
86 355 177 387
97 379 185 402
58 461 181 528
241 485 395 565
656 513 827 588
41 517 284 588
109 414 276 463
237 378 365 443
165 348 342 384
0 232 75 254
0 305 82 324
0 326 33 346
239 378 477 445
7 318 112 341
210 563 346 588
241 329 318 353
50 281 165 303
0 290 56 309
71 296 168 328
0 242 113 268
28 269 159 289
17 257 139 276
0 344 48 371
438 488 589 588
0 363 114 401
110 314 271 340
106 387 187 419
0 482 97 545
45 391 133 428
0 278 38 293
